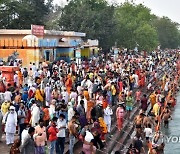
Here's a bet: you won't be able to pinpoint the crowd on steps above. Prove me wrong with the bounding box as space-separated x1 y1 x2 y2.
0 49 179 154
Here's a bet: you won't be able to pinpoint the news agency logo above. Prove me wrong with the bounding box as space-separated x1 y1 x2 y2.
162 135 180 143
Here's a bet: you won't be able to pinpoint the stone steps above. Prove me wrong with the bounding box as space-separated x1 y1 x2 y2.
107 67 169 154
120 67 171 154
64 66 169 154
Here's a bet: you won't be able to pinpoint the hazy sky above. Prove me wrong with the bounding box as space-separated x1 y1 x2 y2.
54 0 180 24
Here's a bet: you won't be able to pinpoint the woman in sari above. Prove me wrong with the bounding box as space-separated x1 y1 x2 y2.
65 74 72 95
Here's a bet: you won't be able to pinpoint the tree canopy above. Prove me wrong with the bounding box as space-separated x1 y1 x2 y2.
0 0 53 29
114 2 158 51
153 17 180 49
0 0 179 51
58 0 116 51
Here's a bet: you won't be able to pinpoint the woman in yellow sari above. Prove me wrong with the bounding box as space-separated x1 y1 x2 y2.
98 117 108 142
35 86 44 106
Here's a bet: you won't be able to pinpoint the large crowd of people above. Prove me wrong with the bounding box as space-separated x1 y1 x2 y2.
0 49 179 154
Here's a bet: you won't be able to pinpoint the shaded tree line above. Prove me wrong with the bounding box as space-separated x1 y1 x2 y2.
0 0 53 29
0 0 180 51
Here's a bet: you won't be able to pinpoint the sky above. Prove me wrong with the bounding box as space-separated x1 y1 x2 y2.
54 0 180 24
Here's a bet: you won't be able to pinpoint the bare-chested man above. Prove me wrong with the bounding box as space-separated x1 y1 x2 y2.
134 112 145 137
162 108 172 128
143 114 155 128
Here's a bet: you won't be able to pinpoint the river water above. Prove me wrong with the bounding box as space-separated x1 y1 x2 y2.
162 92 180 154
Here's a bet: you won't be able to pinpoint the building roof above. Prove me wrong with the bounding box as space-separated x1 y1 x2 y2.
0 29 86 37
45 30 86 37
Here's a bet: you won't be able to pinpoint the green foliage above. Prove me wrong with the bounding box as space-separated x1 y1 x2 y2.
57 0 116 51
0 0 53 29
45 5 62 30
0 0 179 51
114 2 158 51
153 17 180 49
0 0 19 28
135 23 158 51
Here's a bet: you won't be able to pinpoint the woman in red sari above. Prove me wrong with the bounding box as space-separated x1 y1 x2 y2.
135 69 141 87
140 71 146 87
118 79 123 93
0 80 6 92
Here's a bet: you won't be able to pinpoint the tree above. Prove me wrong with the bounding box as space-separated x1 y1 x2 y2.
153 17 180 49
45 4 62 30
57 0 116 51
0 0 19 28
135 23 158 51
0 0 179 51
114 2 158 51
0 0 53 29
